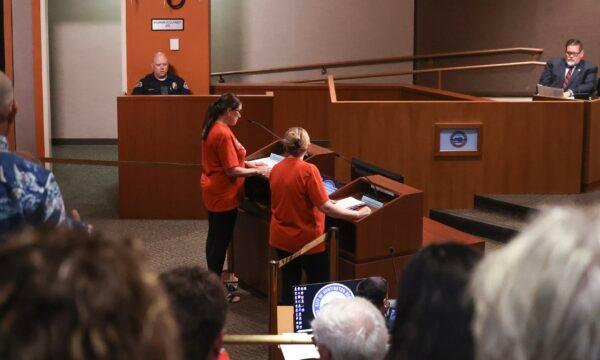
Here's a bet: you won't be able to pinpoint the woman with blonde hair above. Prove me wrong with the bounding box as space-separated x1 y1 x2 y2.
269 127 371 305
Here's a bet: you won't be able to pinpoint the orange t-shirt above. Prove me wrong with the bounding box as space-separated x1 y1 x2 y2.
269 158 330 254
201 122 246 212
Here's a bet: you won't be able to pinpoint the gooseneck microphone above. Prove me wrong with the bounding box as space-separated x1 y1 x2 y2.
246 118 282 140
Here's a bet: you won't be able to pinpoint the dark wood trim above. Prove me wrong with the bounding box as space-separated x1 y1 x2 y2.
52 138 118 145
294 61 546 84
211 47 544 79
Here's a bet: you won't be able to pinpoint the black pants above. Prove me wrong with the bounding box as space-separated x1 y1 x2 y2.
276 249 329 305
206 209 238 275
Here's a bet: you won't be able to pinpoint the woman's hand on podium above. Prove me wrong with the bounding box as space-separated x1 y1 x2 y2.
355 206 371 220
255 165 271 178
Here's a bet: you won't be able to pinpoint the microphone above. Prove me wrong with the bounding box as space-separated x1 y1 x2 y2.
246 118 282 140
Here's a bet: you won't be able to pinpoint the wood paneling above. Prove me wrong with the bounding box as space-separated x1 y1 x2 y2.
213 83 479 141
583 99 600 190
125 1 210 94
117 95 273 219
32 0 43 156
3 0 14 150
329 101 584 213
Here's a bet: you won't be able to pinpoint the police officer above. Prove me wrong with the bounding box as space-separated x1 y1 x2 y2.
132 52 191 95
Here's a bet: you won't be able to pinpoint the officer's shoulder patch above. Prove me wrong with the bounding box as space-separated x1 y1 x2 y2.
134 81 143 88
183 82 189 90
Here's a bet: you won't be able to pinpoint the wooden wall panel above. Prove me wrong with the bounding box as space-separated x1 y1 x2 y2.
328 101 584 212
213 83 478 140
583 99 600 190
3 0 14 150
117 95 273 219
125 1 210 94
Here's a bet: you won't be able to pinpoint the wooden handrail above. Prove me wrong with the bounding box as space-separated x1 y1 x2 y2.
301 61 546 87
37 157 202 169
211 47 543 80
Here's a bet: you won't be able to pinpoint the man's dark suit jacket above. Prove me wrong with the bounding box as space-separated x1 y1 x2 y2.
538 58 598 96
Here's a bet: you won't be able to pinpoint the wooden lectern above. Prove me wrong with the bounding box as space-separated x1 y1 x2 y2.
327 175 423 295
231 141 336 295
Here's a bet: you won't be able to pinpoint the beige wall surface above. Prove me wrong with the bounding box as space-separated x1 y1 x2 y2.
48 0 121 139
414 0 600 96
212 0 414 84
12 0 36 152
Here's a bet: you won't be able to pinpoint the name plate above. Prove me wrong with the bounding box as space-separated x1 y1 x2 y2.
152 19 184 31
434 123 482 157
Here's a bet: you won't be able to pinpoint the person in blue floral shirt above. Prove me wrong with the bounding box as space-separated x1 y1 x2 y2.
0 71 83 238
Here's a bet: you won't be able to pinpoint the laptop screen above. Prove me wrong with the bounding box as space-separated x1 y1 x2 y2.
293 279 364 333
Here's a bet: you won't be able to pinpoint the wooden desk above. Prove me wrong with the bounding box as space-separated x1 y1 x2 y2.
117 95 273 219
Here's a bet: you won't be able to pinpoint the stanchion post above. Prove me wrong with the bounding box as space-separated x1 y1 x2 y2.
268 260 279 335
328 227 339 281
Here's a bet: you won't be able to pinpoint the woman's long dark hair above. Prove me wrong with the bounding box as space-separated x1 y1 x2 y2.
202 93 241 139
387 243 481 360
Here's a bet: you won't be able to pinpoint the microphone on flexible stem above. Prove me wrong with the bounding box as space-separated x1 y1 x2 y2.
246 118 282 140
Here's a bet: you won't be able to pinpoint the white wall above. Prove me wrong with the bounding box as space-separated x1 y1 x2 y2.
211 0 414 83
48 0 121 139
12 0 37 152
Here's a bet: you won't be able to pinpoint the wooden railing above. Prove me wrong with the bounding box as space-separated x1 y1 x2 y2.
315 61 546 90
211 47 543 83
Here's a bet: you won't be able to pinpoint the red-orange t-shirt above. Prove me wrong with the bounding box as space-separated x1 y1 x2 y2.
269 158 330 254
201 122 246 212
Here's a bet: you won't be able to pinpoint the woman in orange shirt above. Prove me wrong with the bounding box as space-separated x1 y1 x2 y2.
201 93 269 301
269 127 371 305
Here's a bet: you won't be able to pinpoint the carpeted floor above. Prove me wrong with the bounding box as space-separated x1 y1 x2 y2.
51 145 269 360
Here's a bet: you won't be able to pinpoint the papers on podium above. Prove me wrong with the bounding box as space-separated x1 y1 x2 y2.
335 196 366 210
247 153 285 169
537 84 572 99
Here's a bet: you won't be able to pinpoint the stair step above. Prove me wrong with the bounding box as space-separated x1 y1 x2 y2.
429 208 528 242
474 194 536 219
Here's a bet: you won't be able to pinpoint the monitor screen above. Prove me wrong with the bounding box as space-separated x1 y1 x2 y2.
293 279 363 333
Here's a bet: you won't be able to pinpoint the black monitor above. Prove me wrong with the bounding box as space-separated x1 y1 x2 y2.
350 157 404 183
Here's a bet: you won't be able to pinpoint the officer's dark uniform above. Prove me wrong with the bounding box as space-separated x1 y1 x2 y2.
131 73 191 95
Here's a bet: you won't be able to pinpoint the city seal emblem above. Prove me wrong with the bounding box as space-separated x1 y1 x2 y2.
312 283 354 317
449 130 468 148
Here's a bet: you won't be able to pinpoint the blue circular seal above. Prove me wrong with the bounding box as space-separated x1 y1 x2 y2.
312 283 354 317
449 130 468 148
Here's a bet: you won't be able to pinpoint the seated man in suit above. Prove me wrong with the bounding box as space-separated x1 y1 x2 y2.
132 52 191 95
538 39 597 98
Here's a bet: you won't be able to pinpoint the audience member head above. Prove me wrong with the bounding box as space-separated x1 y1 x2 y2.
0 229 180 359
388 242 481 360
283 127 310 157
202 93 242 139
356 276 388 315
470 206 600 360
0 71 16 136
311 297 388 360
160 266 228 360
152 52 170 80
565 38 584 66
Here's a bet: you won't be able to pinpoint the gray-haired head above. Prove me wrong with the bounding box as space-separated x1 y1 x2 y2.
311 297 388 360
470 206 600 360
0 71 14 121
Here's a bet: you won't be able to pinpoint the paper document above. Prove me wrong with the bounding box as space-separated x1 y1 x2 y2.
335 196 366 210
279 333 319 360
247 153 284 168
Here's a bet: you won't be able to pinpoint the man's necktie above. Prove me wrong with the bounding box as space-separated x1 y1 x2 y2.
563 67 574 89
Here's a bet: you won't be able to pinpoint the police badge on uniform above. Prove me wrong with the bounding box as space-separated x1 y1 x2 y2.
171 82 178 90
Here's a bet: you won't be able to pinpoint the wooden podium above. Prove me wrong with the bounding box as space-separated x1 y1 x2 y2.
232 141 336 295
232 143 484 297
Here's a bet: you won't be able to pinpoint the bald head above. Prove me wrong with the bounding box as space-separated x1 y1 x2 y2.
0 71 14 121
152 52 169 80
